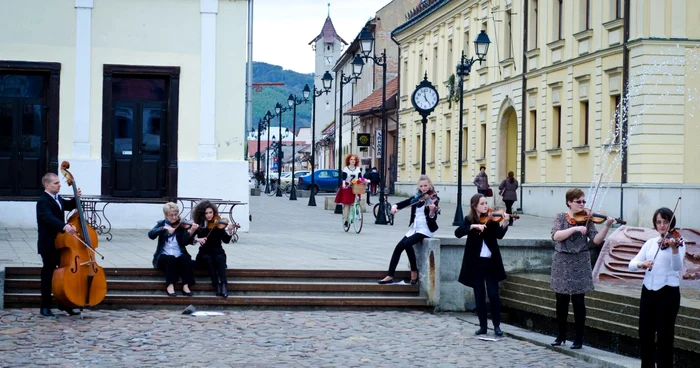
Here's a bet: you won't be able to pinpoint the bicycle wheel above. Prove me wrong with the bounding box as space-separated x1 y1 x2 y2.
386 203 394 226
373 203 380 219
284 184 293 197
343 206 351 232
353 203 363 233
267 182 277 196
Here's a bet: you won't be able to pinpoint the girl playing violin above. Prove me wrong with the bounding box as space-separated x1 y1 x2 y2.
550 188 614 349
628 207 685 368
148 202 199 297
455 193 509 337
192 200 236 298
377 175 439 285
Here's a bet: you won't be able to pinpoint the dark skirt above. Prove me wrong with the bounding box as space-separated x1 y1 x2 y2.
334 186 355 205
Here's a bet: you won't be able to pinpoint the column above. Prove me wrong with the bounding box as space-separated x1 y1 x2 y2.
199 0 218 160
72 0 93 158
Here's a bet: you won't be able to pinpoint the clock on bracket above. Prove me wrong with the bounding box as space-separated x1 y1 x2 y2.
411 73 439 115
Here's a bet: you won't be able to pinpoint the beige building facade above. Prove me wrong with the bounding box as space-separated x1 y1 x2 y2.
0 0 250 230
393 0 700 227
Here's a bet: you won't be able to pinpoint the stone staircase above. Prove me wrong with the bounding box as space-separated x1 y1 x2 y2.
3 267 427 309
500 273 700 367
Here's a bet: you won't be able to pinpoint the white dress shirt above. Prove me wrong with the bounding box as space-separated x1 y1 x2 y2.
628 236 685 291
46 190 61 210
405 205 434 238
479 240 492 258
162 234 183 257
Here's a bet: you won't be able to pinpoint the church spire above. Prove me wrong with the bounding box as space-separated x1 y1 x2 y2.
308 6 348 46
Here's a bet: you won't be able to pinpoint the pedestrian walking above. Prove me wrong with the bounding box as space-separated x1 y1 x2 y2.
498 171 518 226
550 188 614 349
364 168 373 205
455 193 509 337
628 207 685 368
334 154 361 228
473 166 489 196
377 175 439 285
369 167 380 195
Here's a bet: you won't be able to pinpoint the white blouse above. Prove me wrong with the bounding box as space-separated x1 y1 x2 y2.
628 236 685 291
342 166 360 184
405 205 434 238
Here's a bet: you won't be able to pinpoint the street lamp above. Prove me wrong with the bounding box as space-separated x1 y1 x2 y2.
357 26 390 225
287 85 310 200
255 118 267 187
264 110 276 194
453 30 491 226
274 102 290 197
308 71 334 206
334 55 364 214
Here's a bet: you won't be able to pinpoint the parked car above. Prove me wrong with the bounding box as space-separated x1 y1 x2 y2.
298 169 340 194
280 170 311 185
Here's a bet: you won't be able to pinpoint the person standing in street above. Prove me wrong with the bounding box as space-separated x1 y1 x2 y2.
498 171 519 226
363 167 373 205
455 193 509 337
36 173 81 317
369 167 380 195
628 207 685 368
473 166 489 196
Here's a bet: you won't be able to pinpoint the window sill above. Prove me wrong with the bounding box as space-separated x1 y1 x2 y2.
603 18 624 32
412 163 421 169
525 48 540 58
475 157 486 163
499 58 515 68
573 29 593 42
547 39 565 51
573 145 590 154
427 161 435 168
546 148 562 156
398 163 405 168
602 143 622 152
525 149 538 157
441 160 451 167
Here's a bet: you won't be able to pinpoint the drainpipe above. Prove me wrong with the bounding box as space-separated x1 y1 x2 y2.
620 0 630 219
518 0 529 213
391 33 401 195
245 0 254 133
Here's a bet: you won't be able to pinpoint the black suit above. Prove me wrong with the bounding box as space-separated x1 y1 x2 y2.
36 191 77 309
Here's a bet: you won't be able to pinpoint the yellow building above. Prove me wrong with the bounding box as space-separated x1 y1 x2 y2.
0 0 250 230
392 0 700 227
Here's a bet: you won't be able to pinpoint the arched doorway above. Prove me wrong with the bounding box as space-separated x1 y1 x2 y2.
496 99 518 208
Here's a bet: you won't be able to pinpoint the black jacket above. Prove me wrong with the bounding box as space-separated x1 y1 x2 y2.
395 197 439 233
148 219 193 268
454 216 507 287
36 192 77 254
194 224 232 256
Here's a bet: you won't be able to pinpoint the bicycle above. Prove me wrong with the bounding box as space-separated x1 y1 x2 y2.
283 183 296 197
373 195 395 226
343 186 364 234
267 179 278 196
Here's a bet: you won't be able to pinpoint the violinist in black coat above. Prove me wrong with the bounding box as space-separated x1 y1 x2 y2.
377 175 439 285
192 200 235 298
36 173 80 317
455 193 510 336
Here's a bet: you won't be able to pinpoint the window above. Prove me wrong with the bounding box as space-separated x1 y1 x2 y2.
418 53 424 81
504 10 513 59
430 131 436 163
462 126 468 161
616 0 622 19
579 0 591 31
415 134 421 164
402 60 409 93
463 30 470 59
444 130 451 162
433 46 439 82
529 0 538 49
529 110 537 150
612 95 621 144
553 106 562 148
401 137 406 165
555 0 563 40
446 39 453 77
580 101 589 146
480 123 487 158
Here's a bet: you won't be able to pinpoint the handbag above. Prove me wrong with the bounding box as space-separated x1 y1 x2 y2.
499 188 505 197
486 188 493 197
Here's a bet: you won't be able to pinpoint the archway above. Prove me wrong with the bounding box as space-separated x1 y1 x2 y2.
496 98 518 208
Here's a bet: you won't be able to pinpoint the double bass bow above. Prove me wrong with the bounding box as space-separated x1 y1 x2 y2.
53 161 107 315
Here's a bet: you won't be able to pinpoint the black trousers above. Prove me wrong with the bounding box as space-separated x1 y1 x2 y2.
198 252 228 287
503 200 515 224
39 250 60 309
555 293 586 343
157 254 195 286
386 233 427 277
473 258 501 328
639 285 680 368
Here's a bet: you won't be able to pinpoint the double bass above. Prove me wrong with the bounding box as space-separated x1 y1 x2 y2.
52 161 107 314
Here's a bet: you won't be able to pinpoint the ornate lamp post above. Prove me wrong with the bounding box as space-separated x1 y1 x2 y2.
263 110 276 194
452 30 491 226
334 55 365 214
274 102 290 197
286 85 311 200
357 26 390 225
308 71 333 206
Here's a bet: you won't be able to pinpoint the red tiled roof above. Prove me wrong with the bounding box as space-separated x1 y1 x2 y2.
308 16 348 45
345 78 399 116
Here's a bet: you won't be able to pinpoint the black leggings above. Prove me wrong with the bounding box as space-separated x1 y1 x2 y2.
639 285 680 368
555 293 586 343
473 258 501 328
503 200 515 221
386 233 427 277
157 254 195 286
198 252 228 287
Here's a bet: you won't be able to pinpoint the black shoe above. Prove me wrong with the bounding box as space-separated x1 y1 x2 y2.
344 221 348 227
220 283 228 298
39 308 55 317
166 291 177 297
182 290 194 297
474 327 487 335
409 271 419 285
570 342 583 349
377 278 394 284
551 337 566 346
215 284 222 297
59 307 80 316
494 326 503 336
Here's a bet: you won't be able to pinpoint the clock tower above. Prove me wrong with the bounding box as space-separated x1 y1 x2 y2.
309 8 347 139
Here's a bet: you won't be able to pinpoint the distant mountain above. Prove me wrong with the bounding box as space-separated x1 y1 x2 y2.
252 62 313 132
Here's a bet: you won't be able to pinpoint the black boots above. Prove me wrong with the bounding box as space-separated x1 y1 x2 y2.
220 282 228 298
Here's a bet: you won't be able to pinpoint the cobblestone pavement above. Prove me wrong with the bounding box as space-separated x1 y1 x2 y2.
0 309 598 368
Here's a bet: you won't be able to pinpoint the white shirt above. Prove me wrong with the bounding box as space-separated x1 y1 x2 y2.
162 233 182 257
628 236 685 291
479 241 492 258
405 205 434 238
45 190 61 210
342 166 360 184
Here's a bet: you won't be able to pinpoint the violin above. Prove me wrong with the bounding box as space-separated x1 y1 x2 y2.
171 217 194 230
53 161 107 311
566 209 626 226
658 228 684 250
479 208 520 224
412 189 441 214
207 215 231 230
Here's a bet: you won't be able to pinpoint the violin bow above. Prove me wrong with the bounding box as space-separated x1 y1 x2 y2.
584 170 606 228
650 196 682 267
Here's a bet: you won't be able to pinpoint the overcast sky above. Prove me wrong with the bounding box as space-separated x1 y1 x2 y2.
253 0 392 74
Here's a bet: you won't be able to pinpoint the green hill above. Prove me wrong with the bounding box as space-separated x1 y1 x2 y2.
252 62 314 132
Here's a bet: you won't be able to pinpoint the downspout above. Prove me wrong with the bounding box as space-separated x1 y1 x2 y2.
245 0 254 133
518 0 529 212
391 33 401 194
620 0 631 219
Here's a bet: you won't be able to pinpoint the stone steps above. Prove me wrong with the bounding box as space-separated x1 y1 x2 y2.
3 267 426 309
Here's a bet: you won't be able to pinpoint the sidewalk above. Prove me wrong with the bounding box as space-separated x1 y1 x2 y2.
0 194 554 269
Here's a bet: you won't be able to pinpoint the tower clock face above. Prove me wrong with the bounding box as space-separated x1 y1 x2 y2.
413 86 439 111
325 57 333 65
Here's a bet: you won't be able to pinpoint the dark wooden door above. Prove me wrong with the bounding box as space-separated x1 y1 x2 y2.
112 101 166 197
0 97 46 196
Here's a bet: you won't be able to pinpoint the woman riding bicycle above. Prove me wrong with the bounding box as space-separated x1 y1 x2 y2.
334 154 361 228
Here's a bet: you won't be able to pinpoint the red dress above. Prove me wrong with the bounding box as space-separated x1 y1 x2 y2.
334 185 355 205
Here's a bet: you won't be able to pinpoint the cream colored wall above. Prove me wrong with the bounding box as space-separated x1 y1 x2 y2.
215 0 247 161
0 0 76 158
